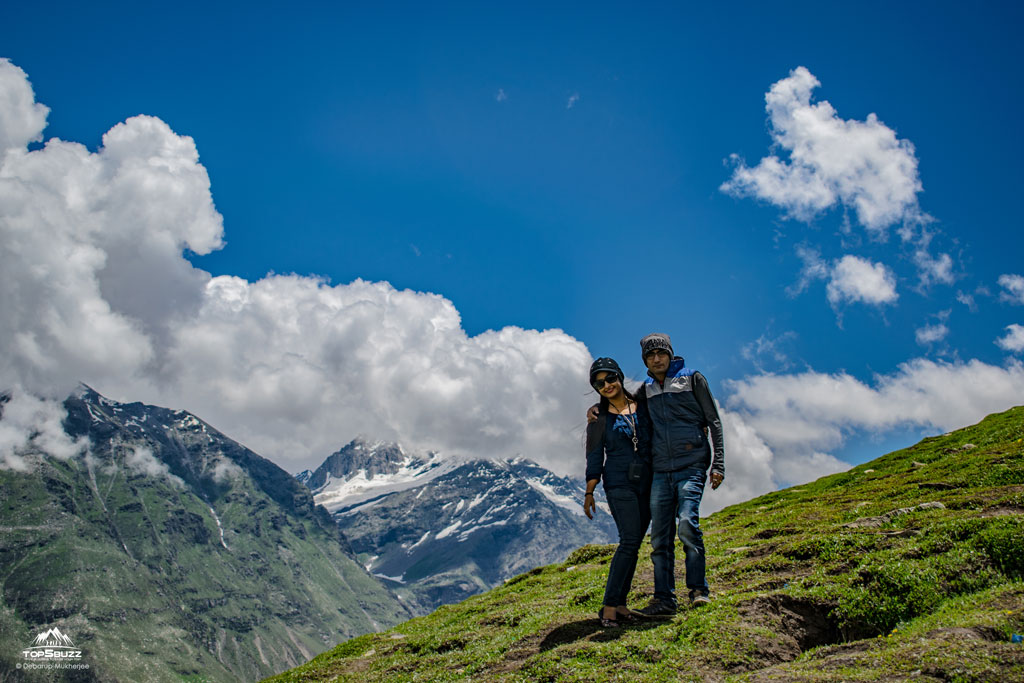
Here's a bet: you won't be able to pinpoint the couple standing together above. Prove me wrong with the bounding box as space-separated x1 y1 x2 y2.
583 333 725 628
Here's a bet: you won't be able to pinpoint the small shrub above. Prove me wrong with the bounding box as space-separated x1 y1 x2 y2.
327 633 376 659
916 518 990 556
933 545 1001 595
782 533 877 562
570 590 596 606
939 518 989 541
977 464 1024 487
565 544 615 565
505 565 546 586
974 518 1024 577
836 557 942 636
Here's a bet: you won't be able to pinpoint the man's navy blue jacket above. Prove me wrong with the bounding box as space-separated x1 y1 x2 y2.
639 357 725 476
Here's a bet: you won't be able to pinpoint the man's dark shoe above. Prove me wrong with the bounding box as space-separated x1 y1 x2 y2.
689 589 711 607
637 600 676 617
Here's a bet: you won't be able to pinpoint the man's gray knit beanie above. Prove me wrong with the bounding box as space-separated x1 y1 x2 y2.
640 333 673 361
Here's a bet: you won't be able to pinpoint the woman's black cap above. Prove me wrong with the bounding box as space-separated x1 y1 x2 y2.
589 357 624 385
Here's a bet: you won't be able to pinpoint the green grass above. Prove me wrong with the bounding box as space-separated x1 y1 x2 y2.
266 405 1024 682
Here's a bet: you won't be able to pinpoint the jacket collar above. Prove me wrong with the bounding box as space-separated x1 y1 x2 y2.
646 356 686 382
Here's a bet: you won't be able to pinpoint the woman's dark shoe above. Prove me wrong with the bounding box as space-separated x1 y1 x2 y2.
597 610 620 628
615 608 641 622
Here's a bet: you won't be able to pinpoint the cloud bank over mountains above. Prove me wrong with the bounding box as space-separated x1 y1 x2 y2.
0 59 596 477
1 59 1021 514
726 359 1024 486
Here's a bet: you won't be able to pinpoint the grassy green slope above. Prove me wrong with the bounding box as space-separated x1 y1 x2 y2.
266 406 1024 682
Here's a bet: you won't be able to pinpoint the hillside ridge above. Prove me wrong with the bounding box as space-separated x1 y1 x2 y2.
267 405 1024 682
0 388 411 682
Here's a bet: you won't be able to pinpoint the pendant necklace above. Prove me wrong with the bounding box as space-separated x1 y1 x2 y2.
612 397 638 453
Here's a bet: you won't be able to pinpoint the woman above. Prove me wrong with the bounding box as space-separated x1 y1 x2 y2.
583 357 653 628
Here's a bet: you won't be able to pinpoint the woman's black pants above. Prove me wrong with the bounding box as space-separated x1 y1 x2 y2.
602 484 652 607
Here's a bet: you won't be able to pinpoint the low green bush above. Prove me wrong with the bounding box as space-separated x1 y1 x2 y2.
974 518 1024 578
564 544 616 565
782 533 877 562
836 556 942 636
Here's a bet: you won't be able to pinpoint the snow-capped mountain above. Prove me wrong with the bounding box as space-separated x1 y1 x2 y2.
299 439 618 613
307 438 463 513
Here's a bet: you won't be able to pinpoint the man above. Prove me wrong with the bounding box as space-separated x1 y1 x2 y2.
632 333 725 614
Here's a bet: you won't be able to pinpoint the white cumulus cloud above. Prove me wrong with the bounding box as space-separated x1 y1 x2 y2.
0 388 86 471
149 274 595 473
913 248 954 289
915 311 951 347
702 408 803 513
915 323 949 346
0 59 49 153
726 358 1024 485
721 66 924 236
826 255 898 307
789 245 829 297
790 248 898 312
741 330 797 372
124 445 184 487
0 59 223 399
996 324 1024 353
999 274 1024 305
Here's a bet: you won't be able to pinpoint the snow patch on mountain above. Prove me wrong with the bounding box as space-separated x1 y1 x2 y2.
314 452 462 513
435 520 462 540
523 475 585 516
374 572 406 584
456 518 509 542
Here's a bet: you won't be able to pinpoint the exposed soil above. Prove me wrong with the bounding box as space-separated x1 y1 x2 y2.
492 632 545 673
723 594 845 673
921 626 1002 642
753 528 800 540
978 505 1024 518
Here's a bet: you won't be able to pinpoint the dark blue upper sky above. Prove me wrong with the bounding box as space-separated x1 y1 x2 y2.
5 0 1023 467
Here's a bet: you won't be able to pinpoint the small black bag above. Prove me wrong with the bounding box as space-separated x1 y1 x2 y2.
627 460 646 484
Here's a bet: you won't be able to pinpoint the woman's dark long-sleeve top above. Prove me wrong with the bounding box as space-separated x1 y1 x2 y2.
585 400 653 490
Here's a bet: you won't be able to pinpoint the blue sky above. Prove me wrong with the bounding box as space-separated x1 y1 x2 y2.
2 1 1023 506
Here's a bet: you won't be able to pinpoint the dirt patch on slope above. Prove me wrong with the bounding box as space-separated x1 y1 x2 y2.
730 593 843 672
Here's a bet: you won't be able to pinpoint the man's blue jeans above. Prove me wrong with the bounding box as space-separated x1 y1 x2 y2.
650 467 708 606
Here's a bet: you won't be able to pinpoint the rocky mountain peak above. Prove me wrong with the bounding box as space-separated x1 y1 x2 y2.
306 437 408 489
297 440 618 613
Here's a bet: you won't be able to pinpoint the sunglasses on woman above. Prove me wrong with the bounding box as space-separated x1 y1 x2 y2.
592 376 620 390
